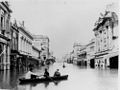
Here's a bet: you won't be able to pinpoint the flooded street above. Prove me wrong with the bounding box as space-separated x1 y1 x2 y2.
0 63 118 90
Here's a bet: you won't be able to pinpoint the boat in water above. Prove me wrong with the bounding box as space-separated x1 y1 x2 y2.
19 75 68 84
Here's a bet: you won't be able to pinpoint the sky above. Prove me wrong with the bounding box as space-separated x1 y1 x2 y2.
5 0 118 59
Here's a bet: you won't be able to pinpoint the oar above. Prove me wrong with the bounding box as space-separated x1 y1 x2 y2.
37 75 57 84
37 75 44 78
47 76 57 84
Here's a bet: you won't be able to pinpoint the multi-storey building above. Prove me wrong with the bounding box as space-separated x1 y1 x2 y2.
78 45 87 66
18 21 33 69
32 46 40 59
32 45 41 65
0 1 12 70
93 4 118 69
33 35 50 61
72 43 87 66
86 39 95 68
10 20 19 69
72 43 82 64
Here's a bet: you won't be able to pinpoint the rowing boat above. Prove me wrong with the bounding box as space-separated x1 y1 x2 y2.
19 75 68 84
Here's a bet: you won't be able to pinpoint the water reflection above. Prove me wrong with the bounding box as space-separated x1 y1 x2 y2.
0 63 118 90
0 70 10 89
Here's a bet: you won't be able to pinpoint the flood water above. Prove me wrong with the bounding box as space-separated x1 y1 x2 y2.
0 63 118 90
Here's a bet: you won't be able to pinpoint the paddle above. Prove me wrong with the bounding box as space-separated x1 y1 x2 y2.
36 75 44 78
37 74 57 84
47 76 57 84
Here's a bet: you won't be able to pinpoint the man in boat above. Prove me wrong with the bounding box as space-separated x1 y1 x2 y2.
44 68 50 78
54 69 61 77
25 68 38 79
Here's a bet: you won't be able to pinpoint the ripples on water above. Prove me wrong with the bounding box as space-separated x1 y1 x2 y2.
0 63 118 90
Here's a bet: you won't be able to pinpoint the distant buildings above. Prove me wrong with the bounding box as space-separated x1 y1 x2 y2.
72 43 82 64
33 35 50 61
71 41 95 66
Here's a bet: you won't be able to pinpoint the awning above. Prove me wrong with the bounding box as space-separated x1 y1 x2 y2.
95 52 108 57
28 56 40 62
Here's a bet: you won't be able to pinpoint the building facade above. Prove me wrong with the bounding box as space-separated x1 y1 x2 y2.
10 21 19 69
0 1 12 70
32 46 40 59
93 4 118 69
72 43 87 66
77 45 87 66
32 45 41 65
33 35 50 61
18 22 33 69
72 43 82 64
86 39 95 68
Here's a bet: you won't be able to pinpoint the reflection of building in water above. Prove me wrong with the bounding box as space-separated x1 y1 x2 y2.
0 70 10 89
0 1 12 70
0 70 22 89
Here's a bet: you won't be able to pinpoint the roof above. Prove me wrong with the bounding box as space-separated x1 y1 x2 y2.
18 26 33 40
93 17 111 31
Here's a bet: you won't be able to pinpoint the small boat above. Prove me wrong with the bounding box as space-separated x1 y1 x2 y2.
19 75 68 84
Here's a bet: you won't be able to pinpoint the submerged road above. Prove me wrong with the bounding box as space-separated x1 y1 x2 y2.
0 62 118 90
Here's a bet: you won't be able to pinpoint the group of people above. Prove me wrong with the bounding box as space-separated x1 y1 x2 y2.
25 68 61 79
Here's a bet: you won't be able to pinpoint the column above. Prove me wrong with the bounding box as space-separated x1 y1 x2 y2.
25 39 26 54
4 13 7 30
27 41 28 54
30 42 31 55
3 45 6 70
107 57 110 67
20 38 22 51
27 40 28 54
25 39 27 54
23 39 25 53
29 42 30 55
7 45 10 69
0 9 1 31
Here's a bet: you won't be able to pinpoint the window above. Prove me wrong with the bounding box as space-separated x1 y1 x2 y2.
1 16 3 28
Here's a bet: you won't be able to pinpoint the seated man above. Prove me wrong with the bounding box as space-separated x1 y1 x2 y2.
25 68 38 79
44 68 50 78
54 69 61 77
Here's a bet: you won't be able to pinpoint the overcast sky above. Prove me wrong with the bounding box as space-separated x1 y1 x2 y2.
7 0 118 59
